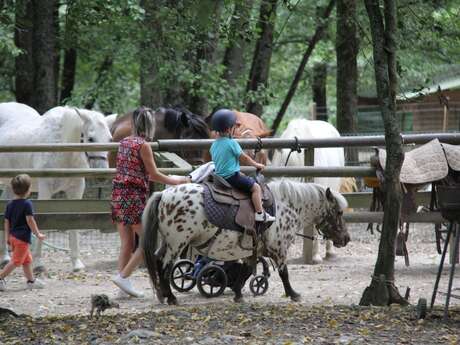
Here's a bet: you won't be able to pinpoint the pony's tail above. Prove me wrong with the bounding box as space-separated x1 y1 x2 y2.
142 192 163 302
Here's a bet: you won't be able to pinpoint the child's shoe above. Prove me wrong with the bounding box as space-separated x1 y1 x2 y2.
0 278 6 291
27 278 45 290
255 211 275 222
112 274 144 298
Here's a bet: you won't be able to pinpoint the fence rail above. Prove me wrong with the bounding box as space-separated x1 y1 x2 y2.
0 166 377 178
0 133 458 152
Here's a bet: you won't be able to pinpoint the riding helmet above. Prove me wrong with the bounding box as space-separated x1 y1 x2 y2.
211 109 236 132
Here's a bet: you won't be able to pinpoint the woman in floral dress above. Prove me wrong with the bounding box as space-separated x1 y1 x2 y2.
111 107 189 298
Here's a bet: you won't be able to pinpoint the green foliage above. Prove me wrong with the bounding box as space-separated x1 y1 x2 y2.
0 0 457 121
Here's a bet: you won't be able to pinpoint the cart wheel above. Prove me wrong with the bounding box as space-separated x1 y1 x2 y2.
249 275 269 296
416 298 427 320
196 264 227 298
170 259 196 292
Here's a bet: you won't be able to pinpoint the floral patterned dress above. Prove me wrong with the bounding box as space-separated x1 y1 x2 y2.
111 136 150 225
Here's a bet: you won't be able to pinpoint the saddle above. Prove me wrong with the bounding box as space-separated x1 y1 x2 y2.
202 173 275 234
367 139 460 265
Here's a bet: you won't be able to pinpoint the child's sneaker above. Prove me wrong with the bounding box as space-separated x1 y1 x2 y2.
27 278 45 290
0 278 6 291
255 211 275 222
112 274 144 298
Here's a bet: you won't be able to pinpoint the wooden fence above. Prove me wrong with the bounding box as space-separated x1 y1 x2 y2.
0 132 459 263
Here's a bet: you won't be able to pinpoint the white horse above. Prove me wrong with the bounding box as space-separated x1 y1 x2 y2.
142 180 350 304
272 118 350 264
0 102 112 271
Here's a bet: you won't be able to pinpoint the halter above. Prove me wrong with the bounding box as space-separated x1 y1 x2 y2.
79 133 108 163
284 136 302 166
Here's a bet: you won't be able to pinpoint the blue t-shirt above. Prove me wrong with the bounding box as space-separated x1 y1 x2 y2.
210 137 243 178
4 199 34 244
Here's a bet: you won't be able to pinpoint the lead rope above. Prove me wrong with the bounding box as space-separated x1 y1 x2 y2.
284 136 302 166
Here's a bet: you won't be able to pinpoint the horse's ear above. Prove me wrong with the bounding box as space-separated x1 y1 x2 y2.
325 188 334 201
74 108 93 124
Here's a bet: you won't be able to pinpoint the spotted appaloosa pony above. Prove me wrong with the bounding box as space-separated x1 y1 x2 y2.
109 107 210 167
272 118 357 264
142 179 350 305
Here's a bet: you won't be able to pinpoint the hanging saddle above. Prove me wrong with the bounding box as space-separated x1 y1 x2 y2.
366 139 460 265
202 173 275 234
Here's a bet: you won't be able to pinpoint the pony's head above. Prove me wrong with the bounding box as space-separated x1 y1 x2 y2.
316 187 350 248
158 107 210 165
74 108 112 168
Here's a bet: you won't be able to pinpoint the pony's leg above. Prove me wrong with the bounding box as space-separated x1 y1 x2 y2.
65 179 86 272
325 240 336 259
155 243 178 305
312 236 323 264
278 264 301 301
231 261 252 303
0 187 12 267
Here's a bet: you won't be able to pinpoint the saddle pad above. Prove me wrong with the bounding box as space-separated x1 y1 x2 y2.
203 185 242 231
378 139 448 184
441 143 460 171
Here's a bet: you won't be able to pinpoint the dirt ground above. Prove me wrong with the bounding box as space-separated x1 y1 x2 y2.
1 223 460 344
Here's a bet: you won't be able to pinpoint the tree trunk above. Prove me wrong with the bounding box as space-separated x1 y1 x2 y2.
32 0 58 114
360 0 407 307
14 0 34 105
336 0 358 164
140 0 164 108
222 0 254 86
60 3 77 103
271 0 336 134
312 63 328 122
188 0 224 115
60 48 77 103
246 0 278 116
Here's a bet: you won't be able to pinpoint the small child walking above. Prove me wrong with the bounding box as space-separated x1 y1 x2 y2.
0 174 46 291
210 109 275 222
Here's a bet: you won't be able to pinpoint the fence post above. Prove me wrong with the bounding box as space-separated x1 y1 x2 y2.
302 146 315 264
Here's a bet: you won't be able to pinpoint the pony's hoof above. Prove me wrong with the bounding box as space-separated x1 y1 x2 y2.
167 297 178 305
72 259 85 272
234 296 245 303
311 255 323 265
290 294 301 302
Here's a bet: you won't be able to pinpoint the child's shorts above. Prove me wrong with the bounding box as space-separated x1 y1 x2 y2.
9 236 32 266
225 172 255 193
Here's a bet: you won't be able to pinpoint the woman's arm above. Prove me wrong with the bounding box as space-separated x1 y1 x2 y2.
140 143 190 185
239 152 265 170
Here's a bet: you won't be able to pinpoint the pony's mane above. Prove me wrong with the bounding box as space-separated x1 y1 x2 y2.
268 179 348 210
174 106 210 139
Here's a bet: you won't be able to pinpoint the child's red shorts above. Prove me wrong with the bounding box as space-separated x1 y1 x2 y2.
9 236 32 266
